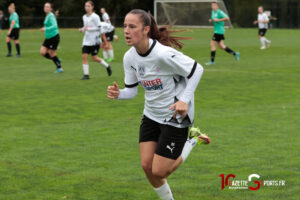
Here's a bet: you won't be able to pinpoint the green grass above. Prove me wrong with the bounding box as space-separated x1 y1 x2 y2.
0 28 299 200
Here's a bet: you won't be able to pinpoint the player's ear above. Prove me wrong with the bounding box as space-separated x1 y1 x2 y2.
144 25 150 35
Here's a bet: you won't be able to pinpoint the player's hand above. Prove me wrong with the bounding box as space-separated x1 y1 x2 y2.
213 18 219 22
208 19 212 23
78 28 83 32
253 20 258 24
107 82 120 99
7 30 11 35
84 26 89 31
40 27 45 32
169 100 188 118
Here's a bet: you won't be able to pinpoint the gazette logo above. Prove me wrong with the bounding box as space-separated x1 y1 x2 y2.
219 174 286 190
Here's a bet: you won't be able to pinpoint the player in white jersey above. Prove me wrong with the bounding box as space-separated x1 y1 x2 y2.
107 9 210 200
79 1 112 80
253 6 271 50
100 8 118 62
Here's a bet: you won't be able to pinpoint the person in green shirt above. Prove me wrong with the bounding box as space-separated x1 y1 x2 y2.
206 2 239 65
6 3 21 57
40 2 63 73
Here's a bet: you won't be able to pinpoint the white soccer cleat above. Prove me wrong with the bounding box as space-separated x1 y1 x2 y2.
260 46 266 50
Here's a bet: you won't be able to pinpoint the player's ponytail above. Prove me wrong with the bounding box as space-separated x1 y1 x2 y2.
129 9 189 49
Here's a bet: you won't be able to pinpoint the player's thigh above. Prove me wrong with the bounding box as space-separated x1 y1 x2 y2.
140 141 157 171
218 40 226 49
13 40 19 44
40 46 48 55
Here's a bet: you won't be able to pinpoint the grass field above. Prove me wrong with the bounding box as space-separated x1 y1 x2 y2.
0 28 299 200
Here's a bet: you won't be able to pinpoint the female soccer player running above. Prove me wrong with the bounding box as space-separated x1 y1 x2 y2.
6 3 21 57
40 2 63 73
79 1 112 80
206 2 239 65
253 6 271 50
100 8 117 62
107 9 210 200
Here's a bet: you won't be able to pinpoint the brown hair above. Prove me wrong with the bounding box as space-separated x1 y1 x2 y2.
129 9 190 49
86 1 94 7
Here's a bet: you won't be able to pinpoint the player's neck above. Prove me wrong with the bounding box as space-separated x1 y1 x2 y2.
135 38 150 55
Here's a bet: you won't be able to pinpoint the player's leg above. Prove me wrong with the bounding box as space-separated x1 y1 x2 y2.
5 36 12 57
13 29 21 57
81 52 90 80
258 30 266 49
102 33 109 61
140 141 165 187
139 116 174 200
102 45 109 61
14 39 21 57
49 49 63 73
260 29 271 49
91 46 112 76
40 46 52 61
219 40 240 61
107 42 114 62
206 39 217 65
107 30 115 62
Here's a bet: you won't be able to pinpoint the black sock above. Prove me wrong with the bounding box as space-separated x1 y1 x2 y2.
16 43 20 55
51 56 61 68
225 47 236 56
44 53 52 59
211 51 216 62
7 42 11 54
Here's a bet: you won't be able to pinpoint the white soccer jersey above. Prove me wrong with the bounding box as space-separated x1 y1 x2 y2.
123 39 198 128
258 13 269 29
102 12 110 24
99 21 114 34
82 13 101 46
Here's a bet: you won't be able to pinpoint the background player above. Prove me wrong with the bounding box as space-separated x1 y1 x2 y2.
6 3 21 57
107 9 209 200
40 2 63 73
79 1 112 80
253 6 271 50
100 7 118 62
206 2 239 65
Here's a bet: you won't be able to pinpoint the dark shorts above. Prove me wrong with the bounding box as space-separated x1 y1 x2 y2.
43 34 60 50
82 45 100 56
212 33 225 42
258 28 267 36
8 28 20 40
139 115 189 160
105 30 115 42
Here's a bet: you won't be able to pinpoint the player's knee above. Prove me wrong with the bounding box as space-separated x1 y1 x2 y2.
92 56 99 62
141 161 152 174
40 50 46 56
152 168 170 179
